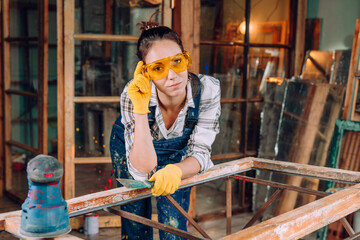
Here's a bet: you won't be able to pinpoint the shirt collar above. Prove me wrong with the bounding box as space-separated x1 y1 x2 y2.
149 80 195 108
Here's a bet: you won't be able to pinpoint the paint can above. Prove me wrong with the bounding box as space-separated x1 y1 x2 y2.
84 213 99 235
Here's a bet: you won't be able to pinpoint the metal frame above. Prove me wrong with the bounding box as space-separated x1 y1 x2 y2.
2 157 360 239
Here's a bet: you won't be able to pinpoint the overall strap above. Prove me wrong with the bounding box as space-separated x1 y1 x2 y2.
184 73 201 130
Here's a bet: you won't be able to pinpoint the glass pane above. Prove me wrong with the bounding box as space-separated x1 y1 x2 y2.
249 0 290 44
200 45 244 79
10 43 38 93
200 0 245 41
11 146 38 199
249 47 287 98
75 103 120 157
9 0 38 37
212 103 242 156
75 40 138 97
200 0 289 44
247 102 263 152
11 94 38 148
75 163 117 197
75 0 162 35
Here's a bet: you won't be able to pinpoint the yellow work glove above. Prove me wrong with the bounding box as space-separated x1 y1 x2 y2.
149 164 182 197
127 61 151 114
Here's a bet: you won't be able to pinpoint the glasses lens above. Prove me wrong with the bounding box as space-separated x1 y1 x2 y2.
170 54 188 73
147 62 169 80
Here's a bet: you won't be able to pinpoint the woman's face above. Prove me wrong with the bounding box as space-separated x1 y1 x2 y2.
144 39 188 98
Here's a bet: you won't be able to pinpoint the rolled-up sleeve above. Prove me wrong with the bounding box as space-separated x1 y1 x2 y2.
185 76 221 172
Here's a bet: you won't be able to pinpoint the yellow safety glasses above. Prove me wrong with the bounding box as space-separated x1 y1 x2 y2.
142 51 192 80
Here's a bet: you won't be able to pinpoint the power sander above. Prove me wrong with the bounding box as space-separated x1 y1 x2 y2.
20 154 71 238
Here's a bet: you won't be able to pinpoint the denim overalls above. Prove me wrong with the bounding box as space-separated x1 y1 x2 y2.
110 73 201 240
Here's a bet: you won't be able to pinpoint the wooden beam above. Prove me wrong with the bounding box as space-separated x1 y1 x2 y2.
74 157 111 164
73 34 138 42
343 19 360 120
0 0 3 196
57 0 65 194
63 0 75 199
252 157 360 183
38 0 49 154
221 182 360 240
3 0 12 192
73 96 119 103
173 0 200 73
294 0 307 75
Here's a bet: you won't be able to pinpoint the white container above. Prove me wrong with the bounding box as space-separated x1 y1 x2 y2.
84 213 99 235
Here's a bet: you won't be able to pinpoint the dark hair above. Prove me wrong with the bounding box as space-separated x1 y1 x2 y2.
136 26 184 61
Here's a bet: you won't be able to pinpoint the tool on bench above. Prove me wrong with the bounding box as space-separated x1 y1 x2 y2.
20 155 71 238
116 178 155 189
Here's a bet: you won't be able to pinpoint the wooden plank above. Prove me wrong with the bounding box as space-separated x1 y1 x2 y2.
226 178 232 235
104 0 113 58
221 182 360 240
3 0 12 192
73 34 138 42
4 216 82 240
192 0 200 73
66 159 253 215
6 140 39 154
38 0 49 154
74 157 111 164
252 157 360 183
294 0 307 75
63 0 76 199
4 89 38 98
211 151 257 161
0 0 3 196
343 19 360 120
73 96 119 103
57 0 65 193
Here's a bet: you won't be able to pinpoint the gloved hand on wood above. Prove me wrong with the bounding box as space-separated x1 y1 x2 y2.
149 164 182 196
127 61 151 114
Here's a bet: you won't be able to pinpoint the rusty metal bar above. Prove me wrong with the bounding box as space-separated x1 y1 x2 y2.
165 195 212 239
233 175 329 197
104 207 207 240
226 178 232 235
243 189 283 229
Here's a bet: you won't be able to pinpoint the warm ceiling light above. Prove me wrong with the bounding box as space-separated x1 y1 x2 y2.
238 21 246 35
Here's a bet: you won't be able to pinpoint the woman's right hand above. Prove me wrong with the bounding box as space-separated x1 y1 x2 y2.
127 61 151 114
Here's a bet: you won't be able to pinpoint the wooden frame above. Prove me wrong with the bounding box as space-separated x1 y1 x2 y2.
343 19 360 121
1 0 49 200
2 157 360 239
317 119 360 240
61 0 175 199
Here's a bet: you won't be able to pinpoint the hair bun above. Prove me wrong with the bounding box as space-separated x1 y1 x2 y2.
137 10 161 31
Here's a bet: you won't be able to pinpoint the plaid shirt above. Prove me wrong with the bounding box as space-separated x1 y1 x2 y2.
120 73 221 180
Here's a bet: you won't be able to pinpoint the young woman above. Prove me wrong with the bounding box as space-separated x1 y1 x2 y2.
110 19 221 240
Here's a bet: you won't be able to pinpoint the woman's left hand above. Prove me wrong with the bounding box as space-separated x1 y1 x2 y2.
149 164 182 196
